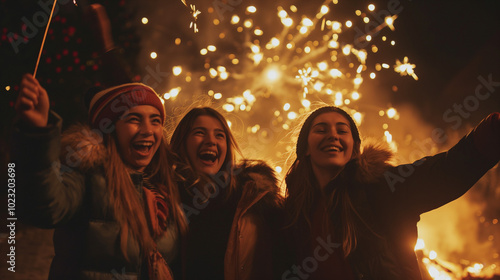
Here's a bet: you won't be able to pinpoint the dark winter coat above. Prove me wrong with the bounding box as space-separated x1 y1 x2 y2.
283 129 498 280
225 160 285 280
13 112 180 280
177 159 285 280
327 131 498 279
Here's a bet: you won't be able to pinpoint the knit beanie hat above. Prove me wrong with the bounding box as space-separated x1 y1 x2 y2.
88 83 165 129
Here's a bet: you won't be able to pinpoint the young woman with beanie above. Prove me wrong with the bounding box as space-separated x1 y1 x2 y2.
283 106 500 279
169 107 285 280
12 74 187 279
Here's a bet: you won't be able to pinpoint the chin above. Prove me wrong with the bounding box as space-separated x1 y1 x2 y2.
132 160 151 171
204 168 219 176
325 161 348 169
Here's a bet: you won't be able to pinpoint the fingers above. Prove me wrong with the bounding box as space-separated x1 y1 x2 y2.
19 74 40 106
16 73 49 111
15 74 50 127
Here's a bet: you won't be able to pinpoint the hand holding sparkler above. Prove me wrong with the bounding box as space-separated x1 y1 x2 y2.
15 74 50 128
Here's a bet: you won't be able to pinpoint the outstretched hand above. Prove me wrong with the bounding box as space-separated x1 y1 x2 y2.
472 112 500 161
15 74 49 127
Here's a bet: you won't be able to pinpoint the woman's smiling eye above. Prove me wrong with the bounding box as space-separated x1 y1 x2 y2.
127 116 140 123
216 132 226 139
313 126 326 133
193 129 205 136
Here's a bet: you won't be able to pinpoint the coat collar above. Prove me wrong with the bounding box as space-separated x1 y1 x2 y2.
355 140 395 184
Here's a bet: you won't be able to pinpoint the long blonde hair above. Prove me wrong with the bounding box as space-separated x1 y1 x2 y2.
105 131 187 259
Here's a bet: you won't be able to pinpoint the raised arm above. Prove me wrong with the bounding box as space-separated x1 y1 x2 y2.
12 76 86 228
382 112 500 216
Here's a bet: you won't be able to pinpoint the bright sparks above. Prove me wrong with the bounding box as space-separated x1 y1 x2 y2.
189 4 201 33
164 0 423 208
395 56 418 80
172 66 182 76
266 68 281 82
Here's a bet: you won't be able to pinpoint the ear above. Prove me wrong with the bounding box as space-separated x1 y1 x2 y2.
306 146 310 156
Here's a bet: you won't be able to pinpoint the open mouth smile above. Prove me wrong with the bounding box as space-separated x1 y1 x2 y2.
198 150 218 164
321 144 343 153
132 141 154 155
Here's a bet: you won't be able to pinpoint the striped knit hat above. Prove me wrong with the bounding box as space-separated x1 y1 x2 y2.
88 83 165 129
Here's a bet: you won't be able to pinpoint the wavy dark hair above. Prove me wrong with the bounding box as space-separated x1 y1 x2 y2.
170 107 242 200
285 106 363 257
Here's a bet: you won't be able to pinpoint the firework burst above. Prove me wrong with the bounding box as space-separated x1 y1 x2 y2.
160 0 416 167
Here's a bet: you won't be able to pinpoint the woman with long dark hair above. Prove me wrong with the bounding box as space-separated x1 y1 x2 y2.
169 107 284 280
13 74 187 279
284 106 499 279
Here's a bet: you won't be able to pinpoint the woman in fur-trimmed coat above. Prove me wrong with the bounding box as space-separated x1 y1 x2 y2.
283 106 500 280
13 75 187 279
169 107 285 280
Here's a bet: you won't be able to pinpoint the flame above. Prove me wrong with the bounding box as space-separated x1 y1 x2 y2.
413 237 497 280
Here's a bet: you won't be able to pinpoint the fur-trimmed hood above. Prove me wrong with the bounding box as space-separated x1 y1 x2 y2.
355 139 395 184
59 123 108 172
236 159 279 192
235 159 284 209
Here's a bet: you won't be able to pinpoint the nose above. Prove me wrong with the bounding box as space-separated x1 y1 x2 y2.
203 132 216 146
139 120 154 135
327 129 339 141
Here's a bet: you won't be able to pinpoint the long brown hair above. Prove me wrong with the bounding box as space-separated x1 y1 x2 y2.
105 128 187 259
170 107 242 199
285 106 362 257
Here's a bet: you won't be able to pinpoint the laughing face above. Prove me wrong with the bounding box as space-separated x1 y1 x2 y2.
115 105 163 172
186 115 228 175
307 111 354 179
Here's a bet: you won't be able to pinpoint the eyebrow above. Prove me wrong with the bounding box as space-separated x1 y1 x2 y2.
191 127 226 134
123 112 161 119
312 121 350 128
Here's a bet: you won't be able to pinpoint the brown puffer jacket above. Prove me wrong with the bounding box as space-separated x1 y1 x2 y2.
224 160 285 280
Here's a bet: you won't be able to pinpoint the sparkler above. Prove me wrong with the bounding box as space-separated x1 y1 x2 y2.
33 0 58 78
